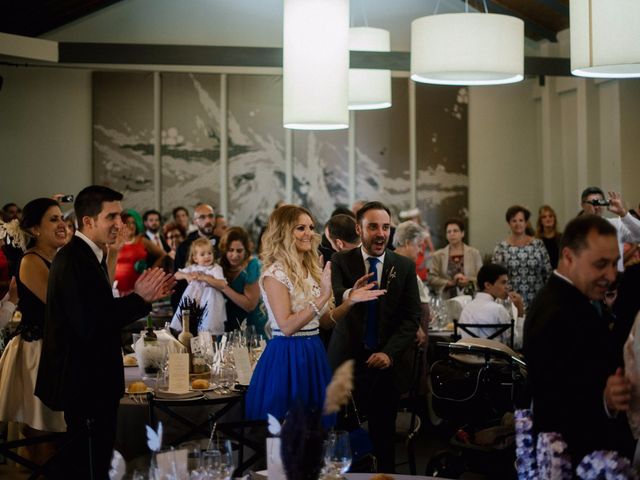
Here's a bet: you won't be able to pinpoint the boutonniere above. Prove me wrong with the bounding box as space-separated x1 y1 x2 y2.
384 266 396 289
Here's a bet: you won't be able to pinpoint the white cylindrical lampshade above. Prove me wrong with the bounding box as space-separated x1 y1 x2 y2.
570 0 640 78
283 0 349 130
410 13 524 85
349 27 392 110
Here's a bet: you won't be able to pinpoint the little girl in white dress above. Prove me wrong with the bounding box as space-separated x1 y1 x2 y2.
171 238 227 335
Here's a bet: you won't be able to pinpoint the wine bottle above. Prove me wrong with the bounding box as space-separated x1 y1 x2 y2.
178 310 193 352
143 316 158 345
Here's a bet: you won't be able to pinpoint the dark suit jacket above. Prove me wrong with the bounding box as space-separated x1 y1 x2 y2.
171 231 219 310
328 248 421 391
524 274 634 462
35 236 151 413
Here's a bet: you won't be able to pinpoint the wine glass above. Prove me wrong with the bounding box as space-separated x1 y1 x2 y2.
324 431 352 479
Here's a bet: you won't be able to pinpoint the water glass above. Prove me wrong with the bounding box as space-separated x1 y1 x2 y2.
324 430 352 478
202 439 234 480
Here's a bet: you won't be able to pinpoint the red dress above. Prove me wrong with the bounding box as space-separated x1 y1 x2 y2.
0 248 9 298
115 238 147 295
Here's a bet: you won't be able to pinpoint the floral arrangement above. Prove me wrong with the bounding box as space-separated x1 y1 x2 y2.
0 219 27 252
515 409 639 480
577 451 637 480
178 296 208 335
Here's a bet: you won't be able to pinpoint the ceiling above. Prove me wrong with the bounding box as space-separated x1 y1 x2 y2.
1 0 569 49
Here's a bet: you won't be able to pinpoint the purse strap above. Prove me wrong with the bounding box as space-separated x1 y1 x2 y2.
350 394 364 426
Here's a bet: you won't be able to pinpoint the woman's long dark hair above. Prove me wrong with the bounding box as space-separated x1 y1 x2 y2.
21 198 59 249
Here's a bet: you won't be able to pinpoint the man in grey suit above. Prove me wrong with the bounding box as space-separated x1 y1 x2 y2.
36 185 175 479
328 201 421 472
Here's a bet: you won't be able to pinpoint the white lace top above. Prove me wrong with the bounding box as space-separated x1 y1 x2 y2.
259 262 327 335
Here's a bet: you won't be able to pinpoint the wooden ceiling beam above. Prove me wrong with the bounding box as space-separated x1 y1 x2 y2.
56 42 573 77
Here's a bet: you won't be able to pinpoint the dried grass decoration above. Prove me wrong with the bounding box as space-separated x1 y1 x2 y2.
280 360 355 480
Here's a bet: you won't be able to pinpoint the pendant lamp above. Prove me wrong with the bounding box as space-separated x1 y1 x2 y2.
411 12 524 86
283 0 349 130
570 0 640 78
349 27 392 110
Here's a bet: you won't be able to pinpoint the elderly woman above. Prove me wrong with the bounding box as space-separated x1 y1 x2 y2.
492 205 552 308
393 221 430 345
429 219 483 299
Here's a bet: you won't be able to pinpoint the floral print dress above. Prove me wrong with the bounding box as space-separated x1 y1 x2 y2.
492 238 552 308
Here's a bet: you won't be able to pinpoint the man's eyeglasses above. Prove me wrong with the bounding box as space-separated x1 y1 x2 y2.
196 214 215 221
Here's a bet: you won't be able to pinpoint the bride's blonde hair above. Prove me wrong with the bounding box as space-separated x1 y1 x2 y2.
260 205 322 300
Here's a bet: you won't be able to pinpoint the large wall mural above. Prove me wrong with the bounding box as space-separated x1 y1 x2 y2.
92 72 468 246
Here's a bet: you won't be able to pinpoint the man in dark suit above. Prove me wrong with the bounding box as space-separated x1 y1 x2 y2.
35 185 175 479
171 203 217 310
328 201 421 472
524 214 634 465
143 209 170 252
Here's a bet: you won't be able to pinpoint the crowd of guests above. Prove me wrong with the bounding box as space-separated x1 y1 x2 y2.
0 185 639 477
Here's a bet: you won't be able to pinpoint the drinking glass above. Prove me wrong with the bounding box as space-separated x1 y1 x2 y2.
203 439 234 480
324 430 352 479
179 442 202 473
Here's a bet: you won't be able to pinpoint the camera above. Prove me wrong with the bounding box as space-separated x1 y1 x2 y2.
60 195 74 203
588 198 610 207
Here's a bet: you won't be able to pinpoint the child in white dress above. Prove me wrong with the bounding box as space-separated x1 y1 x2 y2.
170 238 227 335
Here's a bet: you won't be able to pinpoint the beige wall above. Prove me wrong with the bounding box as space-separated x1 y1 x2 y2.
0 65 93 206
468 80 540 257
1 64 638 250
620 81 640 211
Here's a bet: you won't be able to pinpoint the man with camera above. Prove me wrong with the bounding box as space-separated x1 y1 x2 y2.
580 187 640 271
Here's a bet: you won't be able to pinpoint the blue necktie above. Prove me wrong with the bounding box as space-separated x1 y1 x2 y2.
365 257 380 349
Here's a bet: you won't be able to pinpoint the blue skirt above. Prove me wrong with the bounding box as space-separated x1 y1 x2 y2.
245 334 335 426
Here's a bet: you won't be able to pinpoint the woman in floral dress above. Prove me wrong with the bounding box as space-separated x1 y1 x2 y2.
492 205 552 308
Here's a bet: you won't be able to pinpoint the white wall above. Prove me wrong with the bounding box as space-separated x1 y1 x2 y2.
468 79 540 257
0 65 92 206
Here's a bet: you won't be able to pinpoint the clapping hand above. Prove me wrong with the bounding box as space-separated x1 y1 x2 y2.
347 272 386 305
109 223 128 252
320 261 332 298
134 268 176 303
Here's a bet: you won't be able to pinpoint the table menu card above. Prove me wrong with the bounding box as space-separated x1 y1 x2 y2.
168 352 190 393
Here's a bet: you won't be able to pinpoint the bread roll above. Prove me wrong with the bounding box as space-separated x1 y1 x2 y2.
128 381 148 393
123 355 137 366
191 379 210 390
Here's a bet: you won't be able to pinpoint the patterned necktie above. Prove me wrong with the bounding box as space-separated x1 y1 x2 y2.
365 257 380 349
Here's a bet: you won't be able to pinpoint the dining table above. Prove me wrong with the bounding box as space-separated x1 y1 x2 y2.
117 365 244 460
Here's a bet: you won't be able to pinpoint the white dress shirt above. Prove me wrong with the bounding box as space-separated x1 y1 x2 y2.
459 292 512 341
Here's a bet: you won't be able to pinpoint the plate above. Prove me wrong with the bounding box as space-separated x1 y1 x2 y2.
190 385 216 392
125 386 152 395
155 389 204 400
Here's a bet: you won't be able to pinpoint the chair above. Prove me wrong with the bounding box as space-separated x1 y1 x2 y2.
453 318 515 348
445 295 472 321
394 346 424 475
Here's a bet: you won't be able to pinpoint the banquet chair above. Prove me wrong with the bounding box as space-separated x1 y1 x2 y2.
453 319 515 349
394 346 425 475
